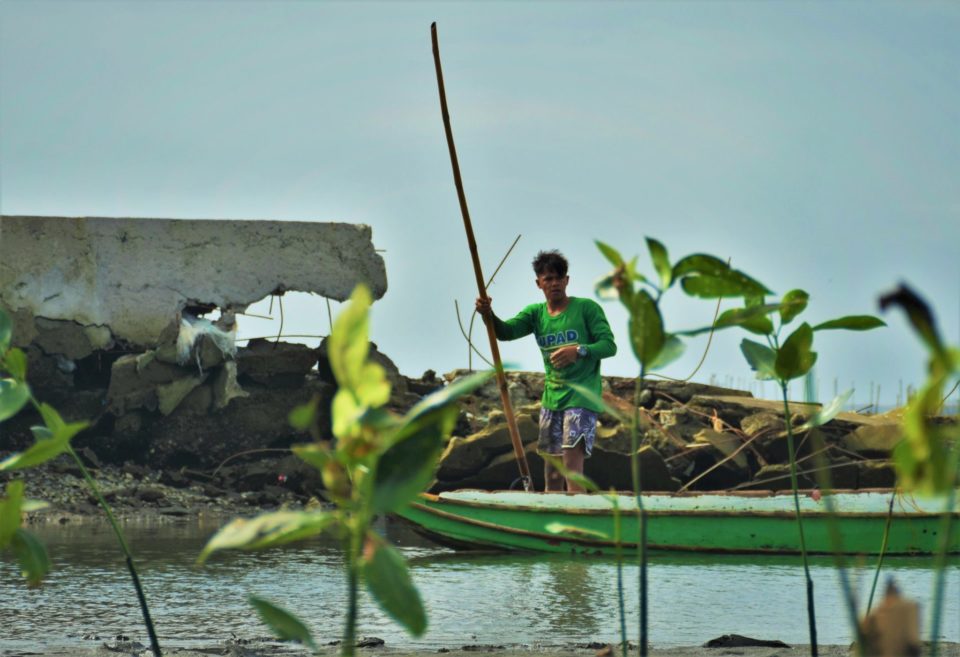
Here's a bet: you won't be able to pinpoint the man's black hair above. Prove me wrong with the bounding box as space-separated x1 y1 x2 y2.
532 250 568 278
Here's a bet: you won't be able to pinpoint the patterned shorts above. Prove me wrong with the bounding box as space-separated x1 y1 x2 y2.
538 407 597 458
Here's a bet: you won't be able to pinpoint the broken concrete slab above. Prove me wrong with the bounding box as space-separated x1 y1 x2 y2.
0 215 387 350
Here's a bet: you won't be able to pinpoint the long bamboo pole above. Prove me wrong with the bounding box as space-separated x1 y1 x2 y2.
431 22 533 492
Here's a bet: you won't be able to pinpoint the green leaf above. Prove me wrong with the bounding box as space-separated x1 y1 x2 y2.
327 284 373 393
879 284 944 359
12 529 50 587
813 315 886 331
722 302 777 336
360 533 427 637
740 339 778 381
677 303 782 337
775 323 818 381
21 499 49 513
0 421 85 471
894 373 955 493
38 403 64 432
796 389 853 432
0 480 25 547
648 335 685 371
0 309 11 353
779 289 809 324
197 510 335 564
646 238 672 289
0 378 30 422
595 240 624 267
30 426 53 441
625 256 641 282
248 596 318 651
331 389 363 439
672 253 729 278
3 348 27 381
740 314 774 336
291 442 334 472
680 275 766 299
403 370 494 423
594 273 621 301
628 290 664 367
370 405 455 514
356 361 390 408
673 254 771 298
288 397 318 431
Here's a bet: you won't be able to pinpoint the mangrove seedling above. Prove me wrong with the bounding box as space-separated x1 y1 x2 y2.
703 286 885 656
197 284 492 656
0 307 163 656
594 238 772 657
879 284 960 657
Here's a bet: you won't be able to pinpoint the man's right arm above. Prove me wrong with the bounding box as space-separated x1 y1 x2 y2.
475 297 534 341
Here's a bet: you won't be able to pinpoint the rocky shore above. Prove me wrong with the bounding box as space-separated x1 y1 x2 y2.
2 213 949 517
1 319 946 522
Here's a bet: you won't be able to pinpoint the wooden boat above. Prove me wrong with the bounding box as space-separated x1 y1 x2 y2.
395 489 960 556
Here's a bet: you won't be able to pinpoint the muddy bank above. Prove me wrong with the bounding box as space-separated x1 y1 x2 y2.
5 641 959 657
8 457 314 523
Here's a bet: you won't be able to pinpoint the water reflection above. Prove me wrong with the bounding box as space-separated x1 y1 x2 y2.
0 517 957 652
542 559 599 636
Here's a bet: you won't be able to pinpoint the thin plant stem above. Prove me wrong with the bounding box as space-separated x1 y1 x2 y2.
866 492 896 613
453 300 494 369
928 443 960 657
25 391 160 655
459 234 521 371
274 294 285 348
781 384 818 657
343 530 361 657
613 496 628 657
633 366 648 657
66 444 162 657
808 434 864 655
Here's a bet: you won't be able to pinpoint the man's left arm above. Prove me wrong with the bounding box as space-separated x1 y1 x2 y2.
580 301 617 359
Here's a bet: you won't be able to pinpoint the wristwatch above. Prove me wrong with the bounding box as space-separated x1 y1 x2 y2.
576 345 588 359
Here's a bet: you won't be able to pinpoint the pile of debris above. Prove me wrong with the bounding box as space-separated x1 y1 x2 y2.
431 370 920 494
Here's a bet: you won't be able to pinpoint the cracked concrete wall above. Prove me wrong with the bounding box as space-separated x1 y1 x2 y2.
0 216 387 351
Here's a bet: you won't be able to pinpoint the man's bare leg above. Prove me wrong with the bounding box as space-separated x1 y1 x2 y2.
544 458 565 491
563 442 586 492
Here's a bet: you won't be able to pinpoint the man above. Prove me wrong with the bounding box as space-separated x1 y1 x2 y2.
476 250 617 492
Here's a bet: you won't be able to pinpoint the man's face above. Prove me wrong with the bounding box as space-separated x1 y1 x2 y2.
536 270 569 303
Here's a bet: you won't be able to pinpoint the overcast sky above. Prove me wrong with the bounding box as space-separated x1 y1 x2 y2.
2 1 958 409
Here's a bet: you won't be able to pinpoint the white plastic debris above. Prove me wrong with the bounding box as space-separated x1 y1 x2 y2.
176 311 237 374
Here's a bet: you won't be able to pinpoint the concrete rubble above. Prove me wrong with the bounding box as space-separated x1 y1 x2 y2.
0 215 386 475
1 215 387 351
0 215 946 511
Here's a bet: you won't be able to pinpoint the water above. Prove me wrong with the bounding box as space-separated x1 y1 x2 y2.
1 516 958 652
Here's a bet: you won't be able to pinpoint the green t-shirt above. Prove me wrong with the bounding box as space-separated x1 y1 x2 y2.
493 297 617 412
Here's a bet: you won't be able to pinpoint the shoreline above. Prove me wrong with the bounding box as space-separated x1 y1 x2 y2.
4 642 960 657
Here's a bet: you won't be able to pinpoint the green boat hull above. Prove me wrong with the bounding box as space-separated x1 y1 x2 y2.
395 490 960 556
